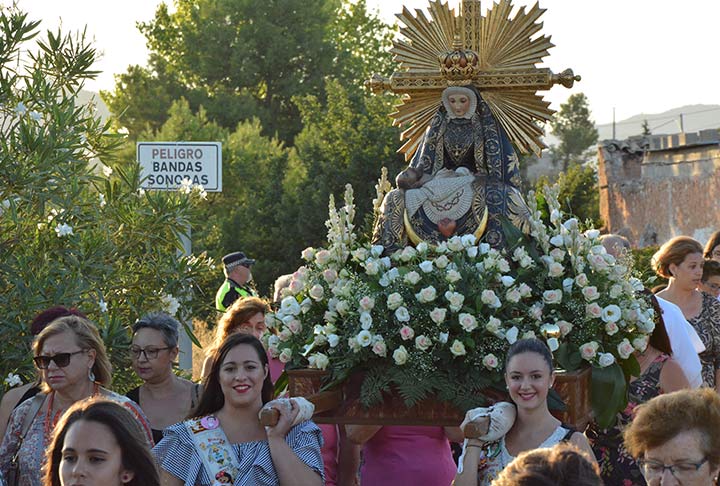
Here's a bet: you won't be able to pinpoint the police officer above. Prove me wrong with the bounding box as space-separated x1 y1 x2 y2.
215 251 257 312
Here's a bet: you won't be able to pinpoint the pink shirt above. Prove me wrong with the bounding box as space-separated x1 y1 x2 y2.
360 426 456 486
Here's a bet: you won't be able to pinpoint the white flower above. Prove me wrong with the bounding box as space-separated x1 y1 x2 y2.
359 296 375 311
387 293 404 310
632 336 649 352
287 319 302 334
505 288 521 303
518 283 533 297
359 312 373 330
550 234 564 247
364 260 380 275
547 262 564 277
438 332 449 344
278 329 292 342
179 177 193 194
485 316 502 335
372 340 387 357
54 223 74 237
582 286 600 301
480 289 501 308
399 246 417 262
461 234 477 247
617 339 634 359
404 271 421 285
588 254 608 271
335 300 350 316
323 269 338 283
519 255 534 268
308 353 329 370
550 209 561 223
444 291 465 312
309 284 325 301
416 242 429 254
522 330 537 340
351 248 369 261
479 243 491 254
585 229 600 239
395 306 411 322
550 248 565 262
542 289 563 305
557 320 573 337
288 279 305 295
575 273 589 287
601 304 622 323
399 325 415 340
447 237 464 252
348 337 361 353
415 335 432 351
580 341 599 360
356 330 373 347
459 313 478 332
280 296 301 316
98 299 108 313
629 277 644 292
563 218 579 231
160 293 180 316
562 278 574 293
315 249 332 266
586 303 603 319
546 337 560 352
99 193 106 208
482 354 499 370
371 245 384 257
497 258 510 273
4 373 22 388
598 352 616 368
429 307 447 324
434 255 450 269
393 345 409 365
415 286 437 303
500 276 515 288
301 247 316 261
14 101 27 115
419 260 434 273
450 340 466 357
446 269 462 283
529 304 544 321
506 326 519 344
466 246 478 258
327 334 340 348
604 321 619 336
279 348 293 363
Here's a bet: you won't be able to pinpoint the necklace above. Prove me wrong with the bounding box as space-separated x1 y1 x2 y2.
44 382 99 445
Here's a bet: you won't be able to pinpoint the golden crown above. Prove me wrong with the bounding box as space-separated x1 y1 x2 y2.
438 36 479 86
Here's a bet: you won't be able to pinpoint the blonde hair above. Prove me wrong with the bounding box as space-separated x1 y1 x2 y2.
33 315 113 392
209 297 269 356
651 236 703 279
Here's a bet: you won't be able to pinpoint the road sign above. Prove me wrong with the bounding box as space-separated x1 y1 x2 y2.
137 141 222 192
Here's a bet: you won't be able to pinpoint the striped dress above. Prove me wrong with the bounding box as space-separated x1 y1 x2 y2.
153 419 324 486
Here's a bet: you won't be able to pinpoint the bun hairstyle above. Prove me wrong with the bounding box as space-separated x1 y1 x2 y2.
504 338 554 373
651 236 703 279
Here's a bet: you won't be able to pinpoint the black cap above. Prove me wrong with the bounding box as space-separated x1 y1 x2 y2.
222 251 255 269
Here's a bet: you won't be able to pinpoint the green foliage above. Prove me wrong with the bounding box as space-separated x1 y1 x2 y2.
550 93 599 170
535 163 601 229
0 9 215 393
641 119 651 136
590 363 628 428
632 245 663 289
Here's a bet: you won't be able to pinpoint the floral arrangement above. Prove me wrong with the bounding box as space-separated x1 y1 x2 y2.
266 176 653 424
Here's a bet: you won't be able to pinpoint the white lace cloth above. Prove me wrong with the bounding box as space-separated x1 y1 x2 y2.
405 168 475 222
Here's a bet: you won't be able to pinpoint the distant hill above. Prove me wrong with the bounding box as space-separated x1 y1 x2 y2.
596 104 720 141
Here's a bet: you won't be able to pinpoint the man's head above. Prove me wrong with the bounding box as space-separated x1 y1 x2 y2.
222 251 255 285
599 234 631 258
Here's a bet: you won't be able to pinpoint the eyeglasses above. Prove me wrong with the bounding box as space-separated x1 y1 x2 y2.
129 346 172 360
703 280 720 291
638 457 708 481
33 350 86 369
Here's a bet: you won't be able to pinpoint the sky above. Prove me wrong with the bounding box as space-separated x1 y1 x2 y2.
14 0 720 125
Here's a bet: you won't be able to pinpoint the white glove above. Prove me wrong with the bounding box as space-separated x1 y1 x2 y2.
461 401 516 441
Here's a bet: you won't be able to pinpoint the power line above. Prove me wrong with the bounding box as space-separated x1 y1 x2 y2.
604 106 720 127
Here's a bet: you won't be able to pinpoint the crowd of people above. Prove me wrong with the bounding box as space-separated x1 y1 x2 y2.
1 232 720 486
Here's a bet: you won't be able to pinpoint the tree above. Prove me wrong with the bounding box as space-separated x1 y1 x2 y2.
0 9 214 390
641 119 651 136
550 93 599 171
535 163 601 228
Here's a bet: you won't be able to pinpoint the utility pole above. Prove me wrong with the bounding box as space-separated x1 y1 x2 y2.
679 113 684 133
612 107 616 139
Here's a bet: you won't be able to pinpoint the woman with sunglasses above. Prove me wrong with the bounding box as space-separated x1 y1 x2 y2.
126 313 201 445
0 316 152 486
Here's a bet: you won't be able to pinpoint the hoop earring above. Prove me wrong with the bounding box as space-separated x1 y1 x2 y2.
88 368 96 383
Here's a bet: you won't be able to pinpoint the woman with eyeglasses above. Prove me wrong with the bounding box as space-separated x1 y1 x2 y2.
700 261 720 300
624 388 720 486
126 313 201 445
704 231 720 263
0 316 152 486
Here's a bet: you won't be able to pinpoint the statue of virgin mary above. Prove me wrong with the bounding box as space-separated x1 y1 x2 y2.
372 85 531 254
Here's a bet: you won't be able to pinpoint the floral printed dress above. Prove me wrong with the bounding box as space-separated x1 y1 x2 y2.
587 354 669 486
687 292 720 388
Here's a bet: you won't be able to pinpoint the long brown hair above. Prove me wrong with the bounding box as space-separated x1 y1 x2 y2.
44 398 159 486
192 333 273 418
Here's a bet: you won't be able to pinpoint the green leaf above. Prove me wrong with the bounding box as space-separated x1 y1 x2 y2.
590 364 628 428
619 354 641 380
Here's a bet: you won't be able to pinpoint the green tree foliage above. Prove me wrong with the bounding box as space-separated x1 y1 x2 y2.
0 9 215 391
550 93 599 170
535 163 601 229
641 119 651 136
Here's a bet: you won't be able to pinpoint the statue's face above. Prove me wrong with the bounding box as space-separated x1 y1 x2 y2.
447 94 471 117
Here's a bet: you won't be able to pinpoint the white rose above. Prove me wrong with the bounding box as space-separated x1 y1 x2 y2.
550 209 561 223
287 319 302 334
359 296 375 311
598 352 616 368
520 255 534 268
605 321 619 336
365 260 380 275
500 275 515 287
518 283 533 298
416 242 429 253
546 337 560 352
393 346 409 365
444 291 465 312
438 332 449 344
446 269 462 283
335 300 350 316
279 348 293 363
450 340 466 357
585 229 600 239
323 269 338 283
530 304 543 321
506 326 519 344
547 262 564 277
617 339 634 360
522 330 537 340
633 336 649 352
327 334 340 348
447 236 464 252
301 247 316 261
557 320 573 337
575 273 589 287
309 284 325 301
315 250 332 266
497 258 511 273
550 234 564 247
399 246 417 262
550 248 566 262
429 307 447 324
372 340 387 357
348 337 361 353
586 303 603 319
485 316 502 335
415 335 432 351
434 255 449 269
459 313 478 332
351 248 369 261
356 330 373 347
387 292 404 310
482 353 499 369
563 218 579 231
404 271 421 285
395 306 411 322
371 245 384 257
601 304 622 323
419 260 434 273
415 286 437 303
466 246 478 258
360 312 373 330
280 296 302 315
481 289 501 308
562 278 574 293
580 341 599 361
308 353 329 370
461 234 477 247
582 286 600 301
542 289 563 305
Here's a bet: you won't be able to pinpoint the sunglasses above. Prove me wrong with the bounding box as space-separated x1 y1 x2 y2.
33 349 86 369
